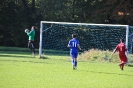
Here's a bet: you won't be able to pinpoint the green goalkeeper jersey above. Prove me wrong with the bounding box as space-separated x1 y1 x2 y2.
26 30 35 41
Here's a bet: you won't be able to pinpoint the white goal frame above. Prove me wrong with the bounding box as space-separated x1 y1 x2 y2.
39 21 129 58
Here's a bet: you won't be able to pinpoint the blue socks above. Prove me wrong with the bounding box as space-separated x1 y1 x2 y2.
72 59 77 68
75 61 77 67
72 60 77 67
72 59 74 65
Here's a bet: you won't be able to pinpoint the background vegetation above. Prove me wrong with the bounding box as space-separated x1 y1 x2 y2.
0 0 133 48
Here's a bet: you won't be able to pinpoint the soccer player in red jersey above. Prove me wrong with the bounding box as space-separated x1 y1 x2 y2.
112 39 128 70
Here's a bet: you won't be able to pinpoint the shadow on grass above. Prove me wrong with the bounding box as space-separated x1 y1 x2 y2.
0 51 69 57
79 70 133 77
39 56 49 59
127 64 133 67
0 51 31 54
0 59 52 64
43 53 69 56
0 54 35 58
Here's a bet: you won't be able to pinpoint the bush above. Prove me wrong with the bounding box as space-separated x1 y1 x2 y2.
78 49 120 63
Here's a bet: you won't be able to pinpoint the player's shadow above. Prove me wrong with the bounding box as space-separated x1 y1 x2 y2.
127 64 133 67
80 70 133 77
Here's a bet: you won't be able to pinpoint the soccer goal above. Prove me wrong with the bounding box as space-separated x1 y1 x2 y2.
39 21 129 58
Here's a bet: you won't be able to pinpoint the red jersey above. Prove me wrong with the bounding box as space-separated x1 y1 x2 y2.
114 43 128 63
115 43 127 55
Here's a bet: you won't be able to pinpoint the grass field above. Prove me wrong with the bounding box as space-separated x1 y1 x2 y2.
0 47 133 88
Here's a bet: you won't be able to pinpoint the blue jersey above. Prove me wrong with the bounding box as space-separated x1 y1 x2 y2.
68 38 79 53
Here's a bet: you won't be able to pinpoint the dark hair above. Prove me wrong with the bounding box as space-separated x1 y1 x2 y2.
120 39 124 43
31 26 35 30
72 34 76 38
32 26 35 28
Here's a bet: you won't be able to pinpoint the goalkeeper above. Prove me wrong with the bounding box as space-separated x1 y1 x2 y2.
25 26 36 57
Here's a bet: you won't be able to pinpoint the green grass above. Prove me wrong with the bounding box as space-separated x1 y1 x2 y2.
0 46 133 88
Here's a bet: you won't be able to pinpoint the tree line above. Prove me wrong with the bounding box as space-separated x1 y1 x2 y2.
0 0 133 48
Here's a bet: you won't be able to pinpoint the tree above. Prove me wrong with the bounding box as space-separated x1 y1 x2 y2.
92 0 133 25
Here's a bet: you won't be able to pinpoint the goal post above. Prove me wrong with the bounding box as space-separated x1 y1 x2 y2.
39 21 43 58
39 21 129 58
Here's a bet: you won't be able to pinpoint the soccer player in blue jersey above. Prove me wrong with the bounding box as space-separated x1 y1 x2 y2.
67 34 81 70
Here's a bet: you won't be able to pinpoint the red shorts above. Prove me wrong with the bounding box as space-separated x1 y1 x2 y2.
119 54 128 63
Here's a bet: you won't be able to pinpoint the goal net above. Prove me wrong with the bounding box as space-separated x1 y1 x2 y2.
39 21 130 58
128 26 133 53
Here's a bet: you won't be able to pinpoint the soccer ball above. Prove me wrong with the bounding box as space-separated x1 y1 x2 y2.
25 29 29 33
